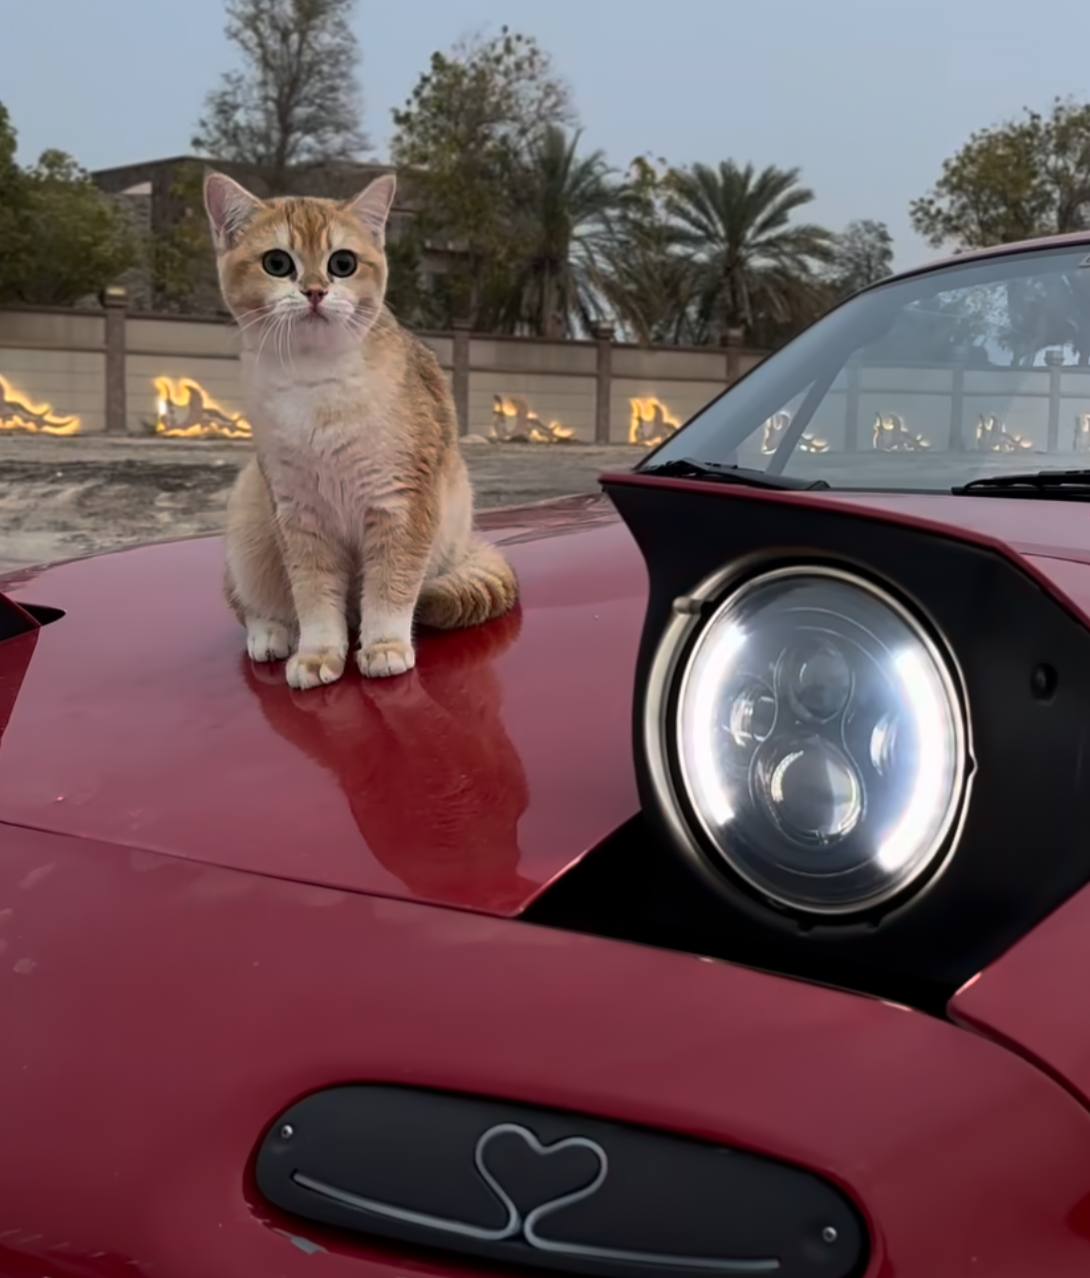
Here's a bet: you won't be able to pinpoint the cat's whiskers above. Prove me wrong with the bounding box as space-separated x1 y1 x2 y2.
237 311 278 335
253 310 282 367
275 310 300 375
345 303 381 340
235 303 279 335
286 313 299 374
235 302 276 322
341 309 367 338
273 312 289 371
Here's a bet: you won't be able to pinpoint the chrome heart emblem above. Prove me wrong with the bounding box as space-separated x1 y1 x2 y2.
293 1122 605 1243
474 1123 609 1247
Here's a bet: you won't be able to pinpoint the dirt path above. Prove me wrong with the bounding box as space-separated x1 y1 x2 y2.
0 437 645 572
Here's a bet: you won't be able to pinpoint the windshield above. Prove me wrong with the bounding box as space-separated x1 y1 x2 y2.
645 245 1090 489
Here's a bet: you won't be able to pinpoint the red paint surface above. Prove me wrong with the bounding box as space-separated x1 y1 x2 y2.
0 496 643 916
3 823 1090 1276
952 879 1090 1111
902 227 1090 277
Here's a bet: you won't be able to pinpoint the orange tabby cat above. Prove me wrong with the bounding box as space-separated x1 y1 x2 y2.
203 171 517 688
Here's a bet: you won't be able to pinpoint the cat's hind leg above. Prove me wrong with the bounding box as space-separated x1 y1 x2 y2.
225 459 297 662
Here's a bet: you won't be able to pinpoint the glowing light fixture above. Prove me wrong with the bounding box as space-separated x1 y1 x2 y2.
687 621 746 827
490 394 575 444
153 376 252 440
975 414 1032 454
629 397 680 447
873 413 930 452
759 410 829 456
656 567 968 915
0 375 80 435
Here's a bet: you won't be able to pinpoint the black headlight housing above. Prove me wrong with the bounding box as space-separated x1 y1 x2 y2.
539 475 1090 1010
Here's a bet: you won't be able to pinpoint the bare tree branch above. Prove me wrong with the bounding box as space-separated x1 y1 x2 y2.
193 0 368 190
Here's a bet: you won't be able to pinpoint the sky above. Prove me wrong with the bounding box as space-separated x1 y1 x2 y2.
5 0 1090 268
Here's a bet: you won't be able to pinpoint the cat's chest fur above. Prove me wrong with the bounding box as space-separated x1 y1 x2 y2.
243 351 407 538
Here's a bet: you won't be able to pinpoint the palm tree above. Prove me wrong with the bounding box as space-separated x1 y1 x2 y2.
597 216 702 344
505 126 619 337
666 161 833 345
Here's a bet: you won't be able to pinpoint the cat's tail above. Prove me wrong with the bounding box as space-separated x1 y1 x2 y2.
417 538 518 630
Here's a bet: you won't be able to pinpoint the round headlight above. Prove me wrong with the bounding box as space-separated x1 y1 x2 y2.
658 566 969 915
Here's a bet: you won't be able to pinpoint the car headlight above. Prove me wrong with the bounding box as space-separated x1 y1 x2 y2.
653 565 969 915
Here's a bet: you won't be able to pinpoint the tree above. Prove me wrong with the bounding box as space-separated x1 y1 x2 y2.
193 0 368 190
599 223 700 345
595 156 700 344
911 99 1090 250
150 161 215 311
0 105 31 301
827 219 893 297
383 234 449 329
504 126 618 336
665 161 833 345
17 152 138 305
391 27 573 327
0 107 137 306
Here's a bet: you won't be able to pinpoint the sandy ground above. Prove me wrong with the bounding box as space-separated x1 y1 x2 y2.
0 435 646 573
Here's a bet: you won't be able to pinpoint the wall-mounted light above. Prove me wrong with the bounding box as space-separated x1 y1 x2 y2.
874 413 930 452
0 375 80 435
975 414 1032 454
153 376 252 439
629 397 680 447
490 395 575 444
760 410 828 455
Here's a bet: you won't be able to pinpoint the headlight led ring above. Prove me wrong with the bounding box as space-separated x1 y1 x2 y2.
648 565 970 916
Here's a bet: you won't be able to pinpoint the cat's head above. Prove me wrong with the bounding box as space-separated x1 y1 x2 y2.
203 171 396 351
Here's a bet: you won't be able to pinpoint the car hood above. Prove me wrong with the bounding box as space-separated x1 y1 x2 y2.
3 485 1090 919
0 495 645 917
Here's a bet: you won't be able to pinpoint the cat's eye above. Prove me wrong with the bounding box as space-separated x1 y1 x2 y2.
262 250 296 278
328 250 358 278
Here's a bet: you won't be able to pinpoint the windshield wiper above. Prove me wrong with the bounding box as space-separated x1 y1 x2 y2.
640 457 830 491
953 469 1090 499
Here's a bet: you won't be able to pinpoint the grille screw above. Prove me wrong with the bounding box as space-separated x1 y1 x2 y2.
279 1124 295 1141
821 1226 838 1244
1031 662 1058 700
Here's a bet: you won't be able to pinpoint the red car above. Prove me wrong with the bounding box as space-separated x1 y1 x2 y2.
6 235 1090 1278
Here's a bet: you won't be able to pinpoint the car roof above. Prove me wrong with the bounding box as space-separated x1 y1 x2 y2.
891 229 1090 286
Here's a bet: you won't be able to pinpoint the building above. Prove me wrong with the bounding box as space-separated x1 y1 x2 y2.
92 155 438 314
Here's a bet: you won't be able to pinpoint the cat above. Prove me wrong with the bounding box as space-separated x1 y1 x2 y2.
202 170 518 688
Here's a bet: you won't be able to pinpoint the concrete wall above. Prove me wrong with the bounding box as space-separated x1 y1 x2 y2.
0 348 107 435
0 310 107 435
0 304 765 446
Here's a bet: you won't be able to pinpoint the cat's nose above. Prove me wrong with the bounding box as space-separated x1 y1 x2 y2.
302 286 328 309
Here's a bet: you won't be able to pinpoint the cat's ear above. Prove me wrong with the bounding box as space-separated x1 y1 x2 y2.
204 171 263 250
344 174 396 245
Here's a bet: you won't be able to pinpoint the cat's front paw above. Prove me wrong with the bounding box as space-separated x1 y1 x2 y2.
358 639 415 679
286 647 347 690
246 619 294 663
